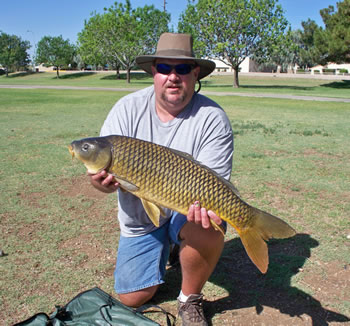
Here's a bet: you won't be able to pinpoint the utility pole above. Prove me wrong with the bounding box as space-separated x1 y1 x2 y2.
163 0 167 12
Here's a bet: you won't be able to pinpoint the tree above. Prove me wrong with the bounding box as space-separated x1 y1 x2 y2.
314 0 350 64
296 19 322 68
78 0 170 83
36 35 76 78
254 28 298 73
178 0 289 87
78 13 111 71
0 32 30 76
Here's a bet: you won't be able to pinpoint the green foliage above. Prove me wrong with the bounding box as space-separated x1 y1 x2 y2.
0 31 30 75
178 1 207 58
255 27 299 72
178 0 289 88
36 35 76 78
314 0 350 64
78 0 170 83
294 19 322 68
77 13 109 69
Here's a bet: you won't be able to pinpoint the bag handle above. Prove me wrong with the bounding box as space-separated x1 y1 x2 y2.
99 297 113 326
136 304 176 326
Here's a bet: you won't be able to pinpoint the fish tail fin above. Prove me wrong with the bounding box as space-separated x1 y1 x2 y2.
237 207 296 274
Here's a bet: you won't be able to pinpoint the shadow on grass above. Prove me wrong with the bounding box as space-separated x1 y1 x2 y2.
156 234 350 326
321 80 350 89
6 71 43 78
239 85 312 91
101 72 151 82
202 81 313 91
57 72 97 79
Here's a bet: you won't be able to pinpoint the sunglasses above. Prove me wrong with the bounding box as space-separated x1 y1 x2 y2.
155 63 196 75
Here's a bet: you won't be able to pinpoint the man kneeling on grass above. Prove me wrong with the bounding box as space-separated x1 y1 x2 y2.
89 33 233 326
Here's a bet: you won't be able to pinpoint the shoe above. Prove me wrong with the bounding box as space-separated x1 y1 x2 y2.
178 294 208 326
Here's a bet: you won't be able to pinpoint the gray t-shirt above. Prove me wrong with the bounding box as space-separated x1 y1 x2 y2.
100 85 234 237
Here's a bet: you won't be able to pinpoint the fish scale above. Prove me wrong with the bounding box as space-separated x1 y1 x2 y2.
69 135 296 273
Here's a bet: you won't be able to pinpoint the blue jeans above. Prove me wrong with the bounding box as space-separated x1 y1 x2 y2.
114 212 226 294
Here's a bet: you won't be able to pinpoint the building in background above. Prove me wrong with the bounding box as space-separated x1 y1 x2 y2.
211 58 258 73
310 63 350 75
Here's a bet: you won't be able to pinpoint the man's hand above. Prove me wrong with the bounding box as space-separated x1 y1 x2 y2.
187 201 222 229
89 170 119 193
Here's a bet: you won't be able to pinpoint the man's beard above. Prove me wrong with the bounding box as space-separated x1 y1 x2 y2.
161 84 188 105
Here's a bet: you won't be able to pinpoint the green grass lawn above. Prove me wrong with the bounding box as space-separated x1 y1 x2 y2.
0 71 151 89
1 70 350 99
0 79 349 325
204 74 350 98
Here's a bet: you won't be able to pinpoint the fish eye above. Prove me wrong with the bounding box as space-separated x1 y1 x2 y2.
82 143 90 151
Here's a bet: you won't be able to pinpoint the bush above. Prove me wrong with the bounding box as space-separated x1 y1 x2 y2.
323 68 336 74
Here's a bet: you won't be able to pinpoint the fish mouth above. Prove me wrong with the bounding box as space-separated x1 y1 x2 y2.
68 145 75 159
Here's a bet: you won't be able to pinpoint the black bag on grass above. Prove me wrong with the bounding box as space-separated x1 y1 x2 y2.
14 287 174 326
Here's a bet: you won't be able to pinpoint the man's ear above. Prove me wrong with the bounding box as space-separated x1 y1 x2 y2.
151 65 157 77
194 66 200 80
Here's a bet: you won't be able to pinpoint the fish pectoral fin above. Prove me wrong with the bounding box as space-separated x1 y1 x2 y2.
141 199 163 227
114 177 139 192
210 220 225 237
159 206 166 217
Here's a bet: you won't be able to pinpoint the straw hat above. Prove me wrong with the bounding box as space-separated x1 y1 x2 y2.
136 33 215 80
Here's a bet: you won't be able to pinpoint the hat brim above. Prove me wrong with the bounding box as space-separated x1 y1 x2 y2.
136 55 216 80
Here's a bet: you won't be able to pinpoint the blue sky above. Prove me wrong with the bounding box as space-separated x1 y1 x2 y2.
1 0 340 58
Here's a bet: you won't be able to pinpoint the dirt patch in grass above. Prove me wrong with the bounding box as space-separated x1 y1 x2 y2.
16 221 44 240
303 261 350 304
61 174 108 200
18 191 47 208
56 174 118 269
58 232 116 269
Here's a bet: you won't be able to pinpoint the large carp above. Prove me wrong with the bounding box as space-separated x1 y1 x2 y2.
69 135 296 273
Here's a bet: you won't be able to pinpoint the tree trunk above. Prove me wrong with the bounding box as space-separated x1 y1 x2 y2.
126 67 131 83
115 67 120 79
56 66 59 78
233 67 239 88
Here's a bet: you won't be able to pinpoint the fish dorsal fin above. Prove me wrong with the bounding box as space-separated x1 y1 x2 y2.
141 199 165 227
227 181 241 197
114 177 139 192
168 148 195 160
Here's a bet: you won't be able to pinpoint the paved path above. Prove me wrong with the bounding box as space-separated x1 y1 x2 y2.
1 84 350 103
201 90 350 103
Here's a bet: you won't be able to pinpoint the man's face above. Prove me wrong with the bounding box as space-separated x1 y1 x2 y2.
152 59 200 113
